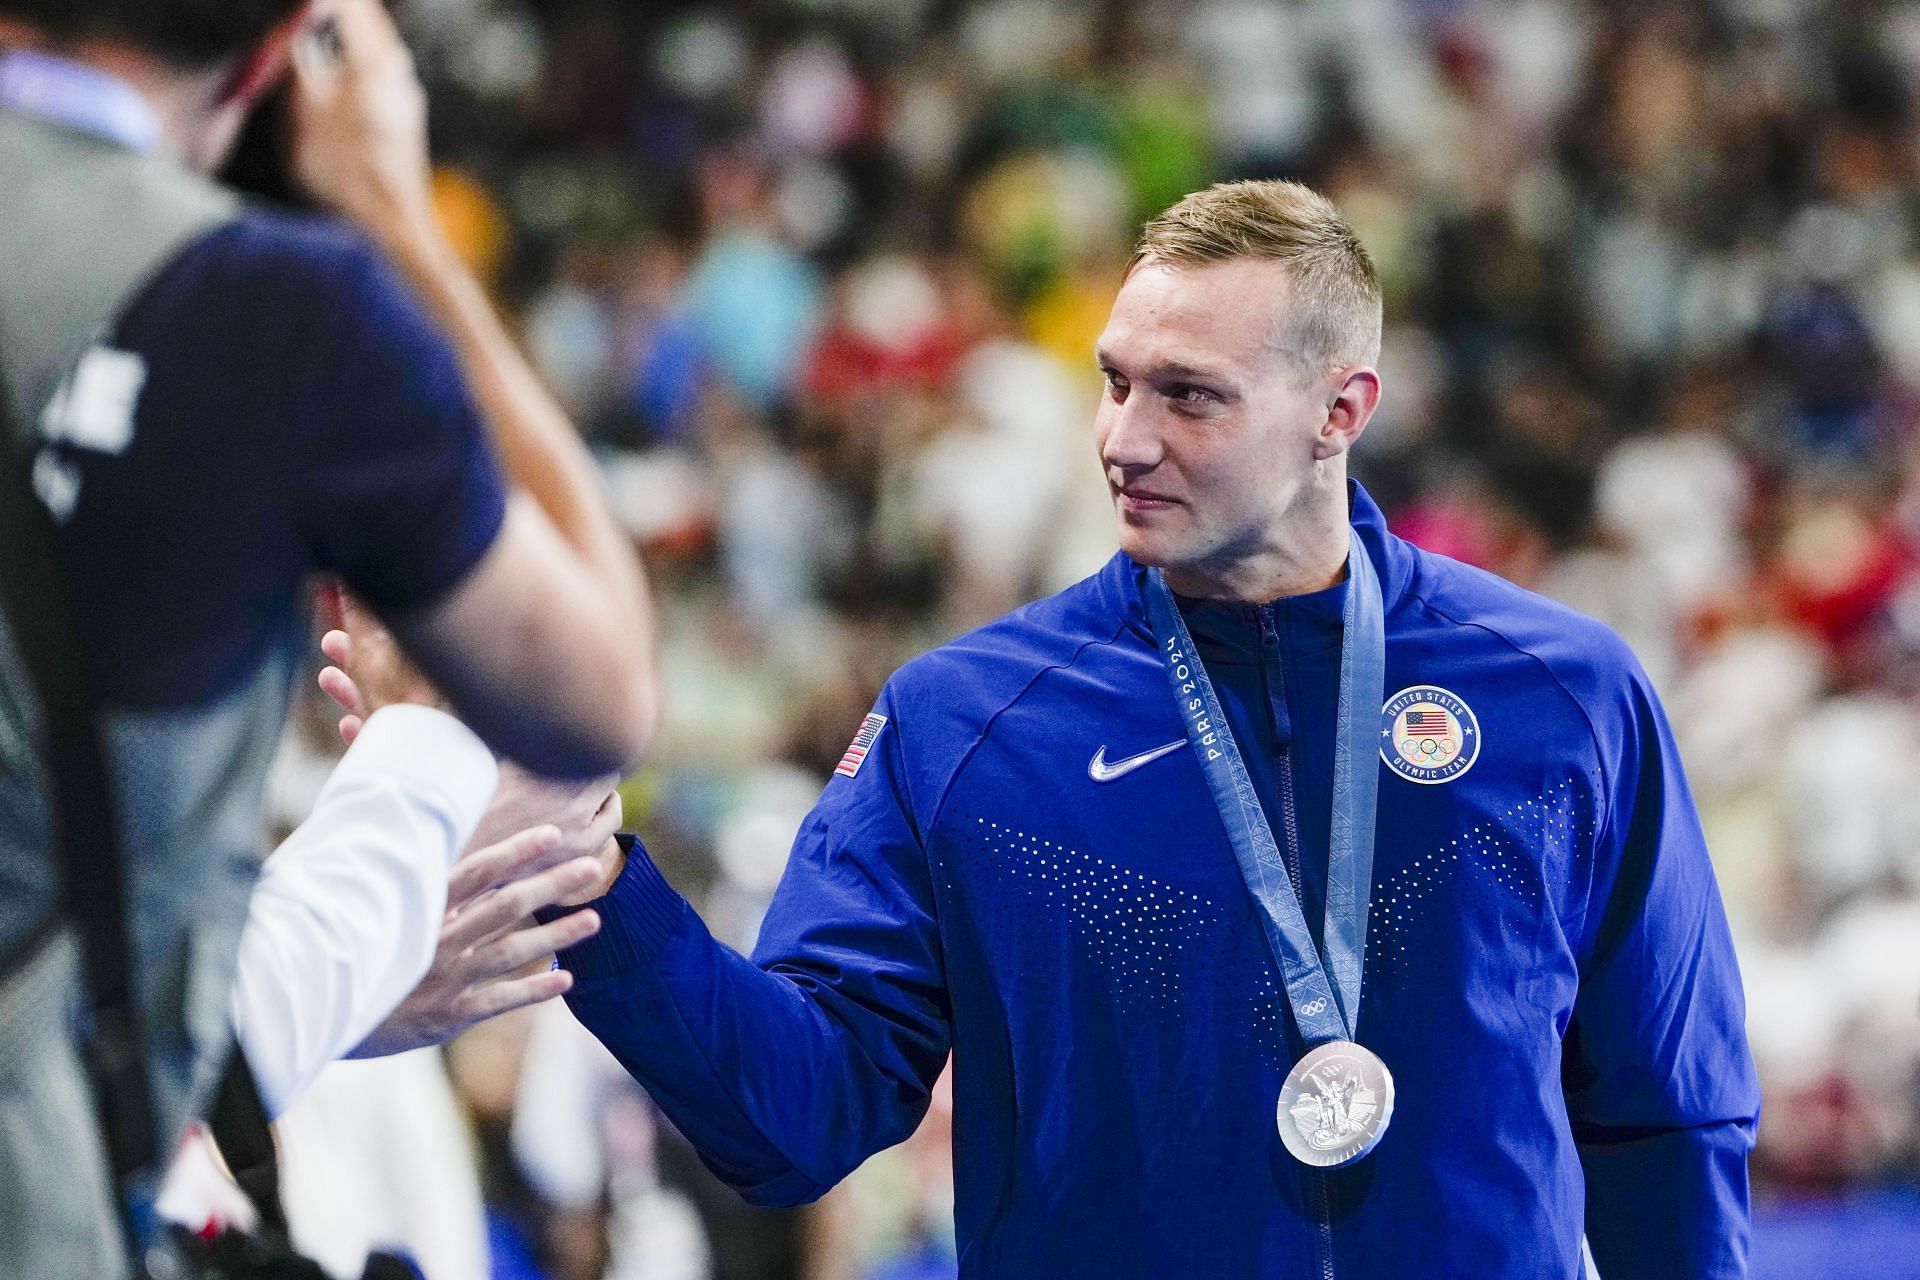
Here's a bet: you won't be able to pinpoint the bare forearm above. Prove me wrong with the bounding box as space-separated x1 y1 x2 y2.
289 0 659 767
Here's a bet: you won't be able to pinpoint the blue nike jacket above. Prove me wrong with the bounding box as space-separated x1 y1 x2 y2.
558 482 1759 1278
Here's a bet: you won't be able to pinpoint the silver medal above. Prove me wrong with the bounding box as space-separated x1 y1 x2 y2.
1276 1041 1395 1168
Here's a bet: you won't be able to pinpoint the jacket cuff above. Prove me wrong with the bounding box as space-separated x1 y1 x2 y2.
550 834 688 976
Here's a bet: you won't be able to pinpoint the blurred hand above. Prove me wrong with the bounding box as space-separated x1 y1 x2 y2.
319 614 628 903
288 0 436 245
317 601 443 748
469 762 622 866
468 762 627 905
350 825 605 1058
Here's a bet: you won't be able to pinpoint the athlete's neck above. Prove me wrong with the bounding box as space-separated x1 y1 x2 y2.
1162 484 1351 605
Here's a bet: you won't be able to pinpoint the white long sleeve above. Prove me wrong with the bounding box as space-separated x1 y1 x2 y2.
230 705 497 1116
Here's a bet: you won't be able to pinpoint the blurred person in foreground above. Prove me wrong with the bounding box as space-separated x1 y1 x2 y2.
0 0 660 1271
208 688 627 1280
335 182 1759 1276
157 694 617 1241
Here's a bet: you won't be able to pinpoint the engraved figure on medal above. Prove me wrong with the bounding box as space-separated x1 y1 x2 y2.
1277 1041 1395 1167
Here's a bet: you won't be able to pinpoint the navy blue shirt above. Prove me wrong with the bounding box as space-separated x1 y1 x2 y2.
0 74 511 1160
52 210 507 707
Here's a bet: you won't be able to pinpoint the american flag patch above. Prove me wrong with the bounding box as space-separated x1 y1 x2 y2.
1403 709 1450 733
835 713 888 778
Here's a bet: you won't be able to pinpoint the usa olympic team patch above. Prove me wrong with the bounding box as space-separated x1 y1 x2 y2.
1380 686 1479 784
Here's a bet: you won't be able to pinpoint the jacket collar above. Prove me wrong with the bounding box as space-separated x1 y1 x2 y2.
1103 479 1414 645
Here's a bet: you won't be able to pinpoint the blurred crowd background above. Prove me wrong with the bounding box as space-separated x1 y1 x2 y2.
253 0 1920 1276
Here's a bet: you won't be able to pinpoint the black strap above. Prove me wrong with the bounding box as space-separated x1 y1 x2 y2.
0 377 348 1279
0 378 159 1230
208 1048 287 1236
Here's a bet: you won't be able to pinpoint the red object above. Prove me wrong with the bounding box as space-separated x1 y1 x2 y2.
1775 522 1913 655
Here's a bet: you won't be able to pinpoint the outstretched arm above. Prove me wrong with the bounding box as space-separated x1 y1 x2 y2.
311 625 628 1061
555 691 951 1205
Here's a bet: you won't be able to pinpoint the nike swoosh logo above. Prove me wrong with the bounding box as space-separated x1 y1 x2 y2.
1088 739 1187 783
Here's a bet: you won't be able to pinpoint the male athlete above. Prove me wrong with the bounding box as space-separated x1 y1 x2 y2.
356 181 1761 1275
0 0 657 1270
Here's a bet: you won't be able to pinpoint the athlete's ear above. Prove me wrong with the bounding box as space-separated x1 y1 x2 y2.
1312 367 1381 462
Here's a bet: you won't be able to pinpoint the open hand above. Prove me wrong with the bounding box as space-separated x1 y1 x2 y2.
350 825 606 1058
317 616 444 746
319 609 629 903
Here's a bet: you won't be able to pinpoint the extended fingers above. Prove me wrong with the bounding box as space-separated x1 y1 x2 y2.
319 628 353 669
466 910 600 983
443 856 602 951
447 824 562 909
317 662 363 716
455 967 575 1026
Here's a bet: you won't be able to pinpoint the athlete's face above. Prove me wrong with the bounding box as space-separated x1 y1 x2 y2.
1093 257 1376 596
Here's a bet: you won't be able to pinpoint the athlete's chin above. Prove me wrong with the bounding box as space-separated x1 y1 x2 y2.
1115 525 1196 571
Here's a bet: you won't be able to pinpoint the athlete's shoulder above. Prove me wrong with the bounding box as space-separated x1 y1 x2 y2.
851 555 1139 824
1399 538 1646 704
887 553 1138 716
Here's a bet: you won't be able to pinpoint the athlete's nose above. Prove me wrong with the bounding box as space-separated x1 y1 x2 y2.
1098 391 1165 478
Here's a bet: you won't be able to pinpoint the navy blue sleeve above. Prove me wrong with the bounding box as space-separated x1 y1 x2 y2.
288 229 506 613
556 688 951 1205
1564 662 1760 1278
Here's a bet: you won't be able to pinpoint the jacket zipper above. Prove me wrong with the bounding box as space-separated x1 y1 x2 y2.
1258 610 1308 902
1317 1173 1336 1280
1261 607 1337 1280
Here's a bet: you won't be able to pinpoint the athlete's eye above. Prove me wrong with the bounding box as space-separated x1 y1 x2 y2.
1102 369 1130 402
1168 383 1220 410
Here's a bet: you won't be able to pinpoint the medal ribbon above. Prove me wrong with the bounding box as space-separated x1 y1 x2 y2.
1145 528 1385 1044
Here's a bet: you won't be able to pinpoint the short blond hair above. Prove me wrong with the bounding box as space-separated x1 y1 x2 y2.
1130 180 1383 371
